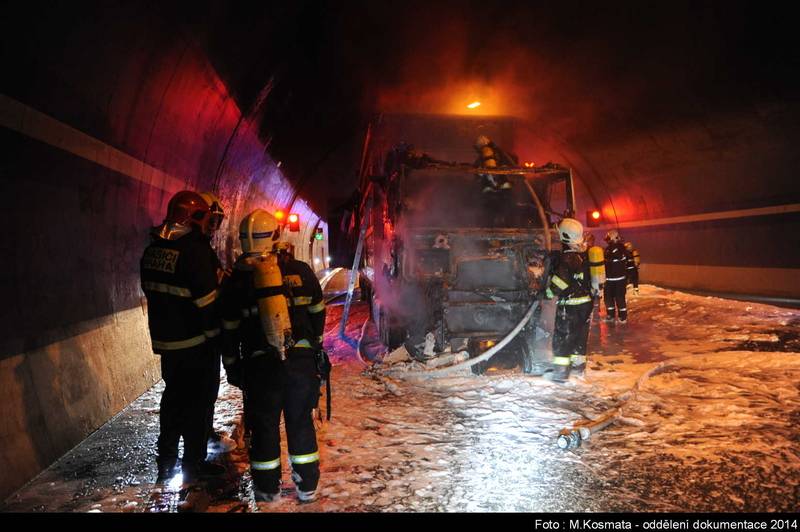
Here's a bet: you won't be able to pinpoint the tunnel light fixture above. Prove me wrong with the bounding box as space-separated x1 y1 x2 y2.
466 101 481 109
275 210 286 222
315 228 324 240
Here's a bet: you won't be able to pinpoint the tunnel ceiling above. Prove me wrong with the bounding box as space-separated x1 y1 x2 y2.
6 0 799 218
167 0 800 218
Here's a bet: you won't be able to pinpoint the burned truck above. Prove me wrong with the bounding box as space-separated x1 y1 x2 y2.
340 115 576 373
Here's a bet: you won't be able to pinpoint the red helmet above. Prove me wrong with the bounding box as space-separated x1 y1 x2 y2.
165 190 210 228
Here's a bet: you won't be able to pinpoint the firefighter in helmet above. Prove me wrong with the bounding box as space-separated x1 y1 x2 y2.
220 209 326 503
546 218 593 381
603 229 628 322
140 190 225 483
474 135 514 193
624 240 640 295
198 192 237 455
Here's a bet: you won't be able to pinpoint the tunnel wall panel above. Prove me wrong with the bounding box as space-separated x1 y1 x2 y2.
566 111 800 300
0 6 322 500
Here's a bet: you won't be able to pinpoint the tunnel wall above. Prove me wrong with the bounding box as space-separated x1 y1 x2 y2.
0 5 322 500
516 111 800 301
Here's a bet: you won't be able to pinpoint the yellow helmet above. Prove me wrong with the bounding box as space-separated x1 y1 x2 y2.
624 241 633 251
239 209 279 253
199 192 225 234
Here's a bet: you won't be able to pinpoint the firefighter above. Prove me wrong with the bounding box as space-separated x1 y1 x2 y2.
474 135 514 192
603 229 628 323
198 192 237 455
546 218 593 381
624 241 640 295
220 209 326 503
140 190 225 483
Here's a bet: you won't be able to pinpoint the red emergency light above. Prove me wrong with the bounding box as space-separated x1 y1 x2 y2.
587 209 602 227
288 213 300 232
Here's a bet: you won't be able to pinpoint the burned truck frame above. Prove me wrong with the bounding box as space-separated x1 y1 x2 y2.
360 156 576 372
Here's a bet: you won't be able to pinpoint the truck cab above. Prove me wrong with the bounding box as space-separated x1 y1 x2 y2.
335 114 576 372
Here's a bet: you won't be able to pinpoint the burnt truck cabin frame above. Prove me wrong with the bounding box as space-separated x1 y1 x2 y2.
357 160 575 368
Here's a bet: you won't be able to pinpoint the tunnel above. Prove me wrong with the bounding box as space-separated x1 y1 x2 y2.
1 1 798 512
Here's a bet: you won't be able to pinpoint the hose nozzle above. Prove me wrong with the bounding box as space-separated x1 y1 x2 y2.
557 427 591 449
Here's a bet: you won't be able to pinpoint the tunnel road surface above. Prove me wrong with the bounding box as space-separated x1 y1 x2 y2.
3 285 799 512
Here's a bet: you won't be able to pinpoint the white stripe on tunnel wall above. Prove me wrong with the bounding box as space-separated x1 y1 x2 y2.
598 203 800 230
0 93 185 193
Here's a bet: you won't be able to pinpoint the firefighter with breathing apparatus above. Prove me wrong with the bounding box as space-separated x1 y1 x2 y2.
545 218 594 381
219 209 328 503
474 135 514 192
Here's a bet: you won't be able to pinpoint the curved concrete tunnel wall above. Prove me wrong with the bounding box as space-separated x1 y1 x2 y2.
514 110 800 301
0 8 324 499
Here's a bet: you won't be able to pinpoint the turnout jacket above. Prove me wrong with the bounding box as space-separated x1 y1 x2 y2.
140 229 220 353
604 242 628 281
547 249 592 305
280 256 326 348
219 254 326 363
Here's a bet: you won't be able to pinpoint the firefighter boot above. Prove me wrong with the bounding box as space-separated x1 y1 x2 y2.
550 356 571 382
253 487 281 503
156 460 178 484
292 469 318 503
182 460 225 483
570 354 587 378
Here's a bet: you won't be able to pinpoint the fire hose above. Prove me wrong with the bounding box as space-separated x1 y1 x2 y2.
395 298 540 378
556 359 675 449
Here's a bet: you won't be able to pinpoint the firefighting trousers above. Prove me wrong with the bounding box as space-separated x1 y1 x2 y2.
604 279 628 320
552 302 592 363
627 268 639 289
244 347 321 494
157 344 219 467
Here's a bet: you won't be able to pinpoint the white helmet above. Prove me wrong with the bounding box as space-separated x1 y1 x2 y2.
557 218 584 248
605 229 621 243
239 209 280 254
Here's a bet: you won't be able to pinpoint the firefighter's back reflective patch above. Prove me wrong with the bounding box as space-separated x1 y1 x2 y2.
143 247 180 273
284 274 302 287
